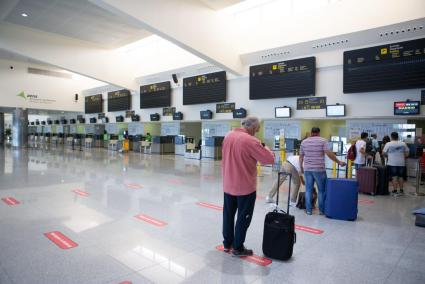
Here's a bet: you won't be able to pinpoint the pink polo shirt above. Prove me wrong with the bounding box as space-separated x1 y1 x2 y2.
222 128 275 196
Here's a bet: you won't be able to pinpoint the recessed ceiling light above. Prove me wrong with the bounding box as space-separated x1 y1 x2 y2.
21 13 28 17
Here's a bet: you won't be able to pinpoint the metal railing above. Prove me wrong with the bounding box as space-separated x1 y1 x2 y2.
413 159 425 196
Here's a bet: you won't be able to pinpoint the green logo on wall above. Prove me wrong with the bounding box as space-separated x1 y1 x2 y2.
17 91 27 100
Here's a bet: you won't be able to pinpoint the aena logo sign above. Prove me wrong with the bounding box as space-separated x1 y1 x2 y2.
16 91 53 104
16 91 27 100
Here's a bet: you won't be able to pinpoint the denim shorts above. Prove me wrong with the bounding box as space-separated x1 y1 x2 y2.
388 166 406 179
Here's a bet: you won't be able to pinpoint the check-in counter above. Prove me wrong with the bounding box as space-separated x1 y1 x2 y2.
57 133 64 145
202 136 224 160
108 135 122 151
140 140 151 154
175 135 186 156
66 134 74 146
151 136 175 154
131 135 143 152
84 134 94 148
50 134 58 145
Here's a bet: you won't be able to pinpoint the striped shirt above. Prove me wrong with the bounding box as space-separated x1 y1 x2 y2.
300 136 329 171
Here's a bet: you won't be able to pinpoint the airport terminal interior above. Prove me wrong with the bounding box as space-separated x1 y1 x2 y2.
0 0 425 283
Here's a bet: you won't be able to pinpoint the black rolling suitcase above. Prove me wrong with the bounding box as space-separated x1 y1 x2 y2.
262 172 296 261
373 165 389 195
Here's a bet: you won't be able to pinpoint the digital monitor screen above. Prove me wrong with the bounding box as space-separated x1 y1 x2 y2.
275 107 291 118
140 81 171 108
183 71 226 105
343 38 425 93
394 101 420 115
326 104 345 117
250 57 316 99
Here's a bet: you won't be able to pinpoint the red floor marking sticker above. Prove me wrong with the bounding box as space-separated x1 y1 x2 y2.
119 282 132 284
72 189 89 197
135 214 167 227
359 199 375 205
196 202 223 211
1 197 20 205
167 179 185 185
125 183 143 190
256 195 265 200
44 231 78 249
202 175 216 180
216 245 272 266
295 224 324 234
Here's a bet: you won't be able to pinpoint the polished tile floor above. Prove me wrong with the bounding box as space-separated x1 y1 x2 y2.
0 145 424 284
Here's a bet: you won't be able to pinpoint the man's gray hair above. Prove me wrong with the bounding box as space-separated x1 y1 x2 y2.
241 116 260 129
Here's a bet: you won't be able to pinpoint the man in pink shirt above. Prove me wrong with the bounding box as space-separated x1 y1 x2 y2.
222 116 275 257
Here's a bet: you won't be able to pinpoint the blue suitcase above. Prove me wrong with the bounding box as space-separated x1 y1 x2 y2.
325 178 358 221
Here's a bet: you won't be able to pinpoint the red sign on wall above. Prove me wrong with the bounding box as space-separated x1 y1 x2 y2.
44 231 78 249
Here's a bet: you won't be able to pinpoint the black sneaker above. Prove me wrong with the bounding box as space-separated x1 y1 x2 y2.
391 190 398 196
399 189 404 195
231 246 253 257
223 246 232 253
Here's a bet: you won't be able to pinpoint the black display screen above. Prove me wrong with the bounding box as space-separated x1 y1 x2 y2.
140 81 171 108
344 38 425 93
216 102 235 113
296 96 326 110
394 101 420 115
249 57 316 99
183 71 226 105
107 89 131 112
85 94 102 114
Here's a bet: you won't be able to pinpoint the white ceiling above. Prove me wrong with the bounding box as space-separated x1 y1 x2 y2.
0 0 151 48
199 0 245 10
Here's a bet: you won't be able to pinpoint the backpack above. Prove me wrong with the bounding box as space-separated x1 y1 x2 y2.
365 140 374 154
347 144 357 161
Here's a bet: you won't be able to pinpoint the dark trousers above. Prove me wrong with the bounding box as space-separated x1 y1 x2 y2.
222 191 256 250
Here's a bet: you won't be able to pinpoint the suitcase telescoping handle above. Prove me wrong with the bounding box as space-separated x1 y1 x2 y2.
275 172 291 215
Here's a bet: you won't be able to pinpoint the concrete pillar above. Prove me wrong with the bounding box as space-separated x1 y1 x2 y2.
12 108 28 148
0 113 4 145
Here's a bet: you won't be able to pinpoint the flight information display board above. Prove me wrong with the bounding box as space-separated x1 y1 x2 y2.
250 57 316 99
183 71 226 105
85 94 102 114
394 101 420 115
140 81 171 108
216 102 235 113
344 38 425 93
297 96 326 110
108 89 131 112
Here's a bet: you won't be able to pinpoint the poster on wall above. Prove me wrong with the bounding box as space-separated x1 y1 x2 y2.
201 122 231 138
347 120 407 140
128 123 144 135
105 123 118 134
161 122 180 136
263 121 301 141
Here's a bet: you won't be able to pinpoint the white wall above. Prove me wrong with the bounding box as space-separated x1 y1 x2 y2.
0 59 105 112
82 45 423 122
